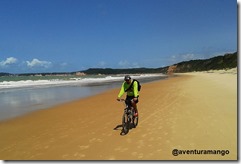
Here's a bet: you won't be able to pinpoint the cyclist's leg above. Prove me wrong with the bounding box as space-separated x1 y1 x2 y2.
126 96 138 110
131 97 139 116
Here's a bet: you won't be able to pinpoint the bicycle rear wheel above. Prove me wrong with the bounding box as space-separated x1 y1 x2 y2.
122 110 130 134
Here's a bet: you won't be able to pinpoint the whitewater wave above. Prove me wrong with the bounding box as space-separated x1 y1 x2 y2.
0 74 165 89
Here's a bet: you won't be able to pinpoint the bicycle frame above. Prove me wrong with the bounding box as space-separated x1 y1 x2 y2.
119 99 133 112
118 99 138 135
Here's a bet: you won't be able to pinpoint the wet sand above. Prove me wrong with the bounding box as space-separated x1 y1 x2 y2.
0 70 237 160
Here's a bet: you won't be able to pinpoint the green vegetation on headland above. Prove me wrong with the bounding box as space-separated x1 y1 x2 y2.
173 51 237 73
0 52 237 77
81 52 237 74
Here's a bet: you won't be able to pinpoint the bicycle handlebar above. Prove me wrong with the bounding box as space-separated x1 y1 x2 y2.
117 99 125 102
117 99 127 108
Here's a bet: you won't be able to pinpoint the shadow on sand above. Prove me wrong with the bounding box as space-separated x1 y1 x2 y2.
113 124 136 136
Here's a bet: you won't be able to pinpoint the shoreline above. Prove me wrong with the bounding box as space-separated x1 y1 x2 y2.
0 70 237 160
0 75 167 121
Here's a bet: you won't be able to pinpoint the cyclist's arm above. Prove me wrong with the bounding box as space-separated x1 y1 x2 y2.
133 81 139 98
117 82 125 98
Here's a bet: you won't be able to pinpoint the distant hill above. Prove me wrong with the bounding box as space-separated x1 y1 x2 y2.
82 52 237 74
172 52 237 73
82 67 164 75
0 72 13 77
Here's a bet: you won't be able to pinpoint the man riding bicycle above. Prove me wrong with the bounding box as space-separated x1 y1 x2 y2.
117 75 139 117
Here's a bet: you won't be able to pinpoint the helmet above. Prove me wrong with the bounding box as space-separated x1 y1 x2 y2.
124 75 131 81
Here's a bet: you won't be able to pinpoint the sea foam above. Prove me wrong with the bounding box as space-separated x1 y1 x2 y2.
0 74 165 89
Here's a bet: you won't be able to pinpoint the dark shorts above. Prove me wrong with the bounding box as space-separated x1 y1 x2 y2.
126 96 139 104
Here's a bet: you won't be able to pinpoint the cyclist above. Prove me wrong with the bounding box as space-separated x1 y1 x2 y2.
117 75 139 117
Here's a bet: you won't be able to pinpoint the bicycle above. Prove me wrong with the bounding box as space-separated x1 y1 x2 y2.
118 99 139 135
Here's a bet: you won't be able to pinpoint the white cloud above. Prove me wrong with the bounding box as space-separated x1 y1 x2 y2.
60 62 68 67
118 60 129 67
181 54 195 60
98 61 106 67
118 60 140 68
26 59 52 68
170 53 196 64
132 62 140 68
0 57 18 67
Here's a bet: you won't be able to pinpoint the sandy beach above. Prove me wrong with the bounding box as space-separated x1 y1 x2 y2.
0 69 237 160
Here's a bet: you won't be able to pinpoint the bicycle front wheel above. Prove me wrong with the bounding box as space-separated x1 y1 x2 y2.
122 111 130 134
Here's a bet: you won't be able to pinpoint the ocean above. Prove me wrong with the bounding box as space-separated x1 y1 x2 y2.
0 74 167 121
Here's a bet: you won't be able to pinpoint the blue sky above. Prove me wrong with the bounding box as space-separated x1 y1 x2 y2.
0 0 237 73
